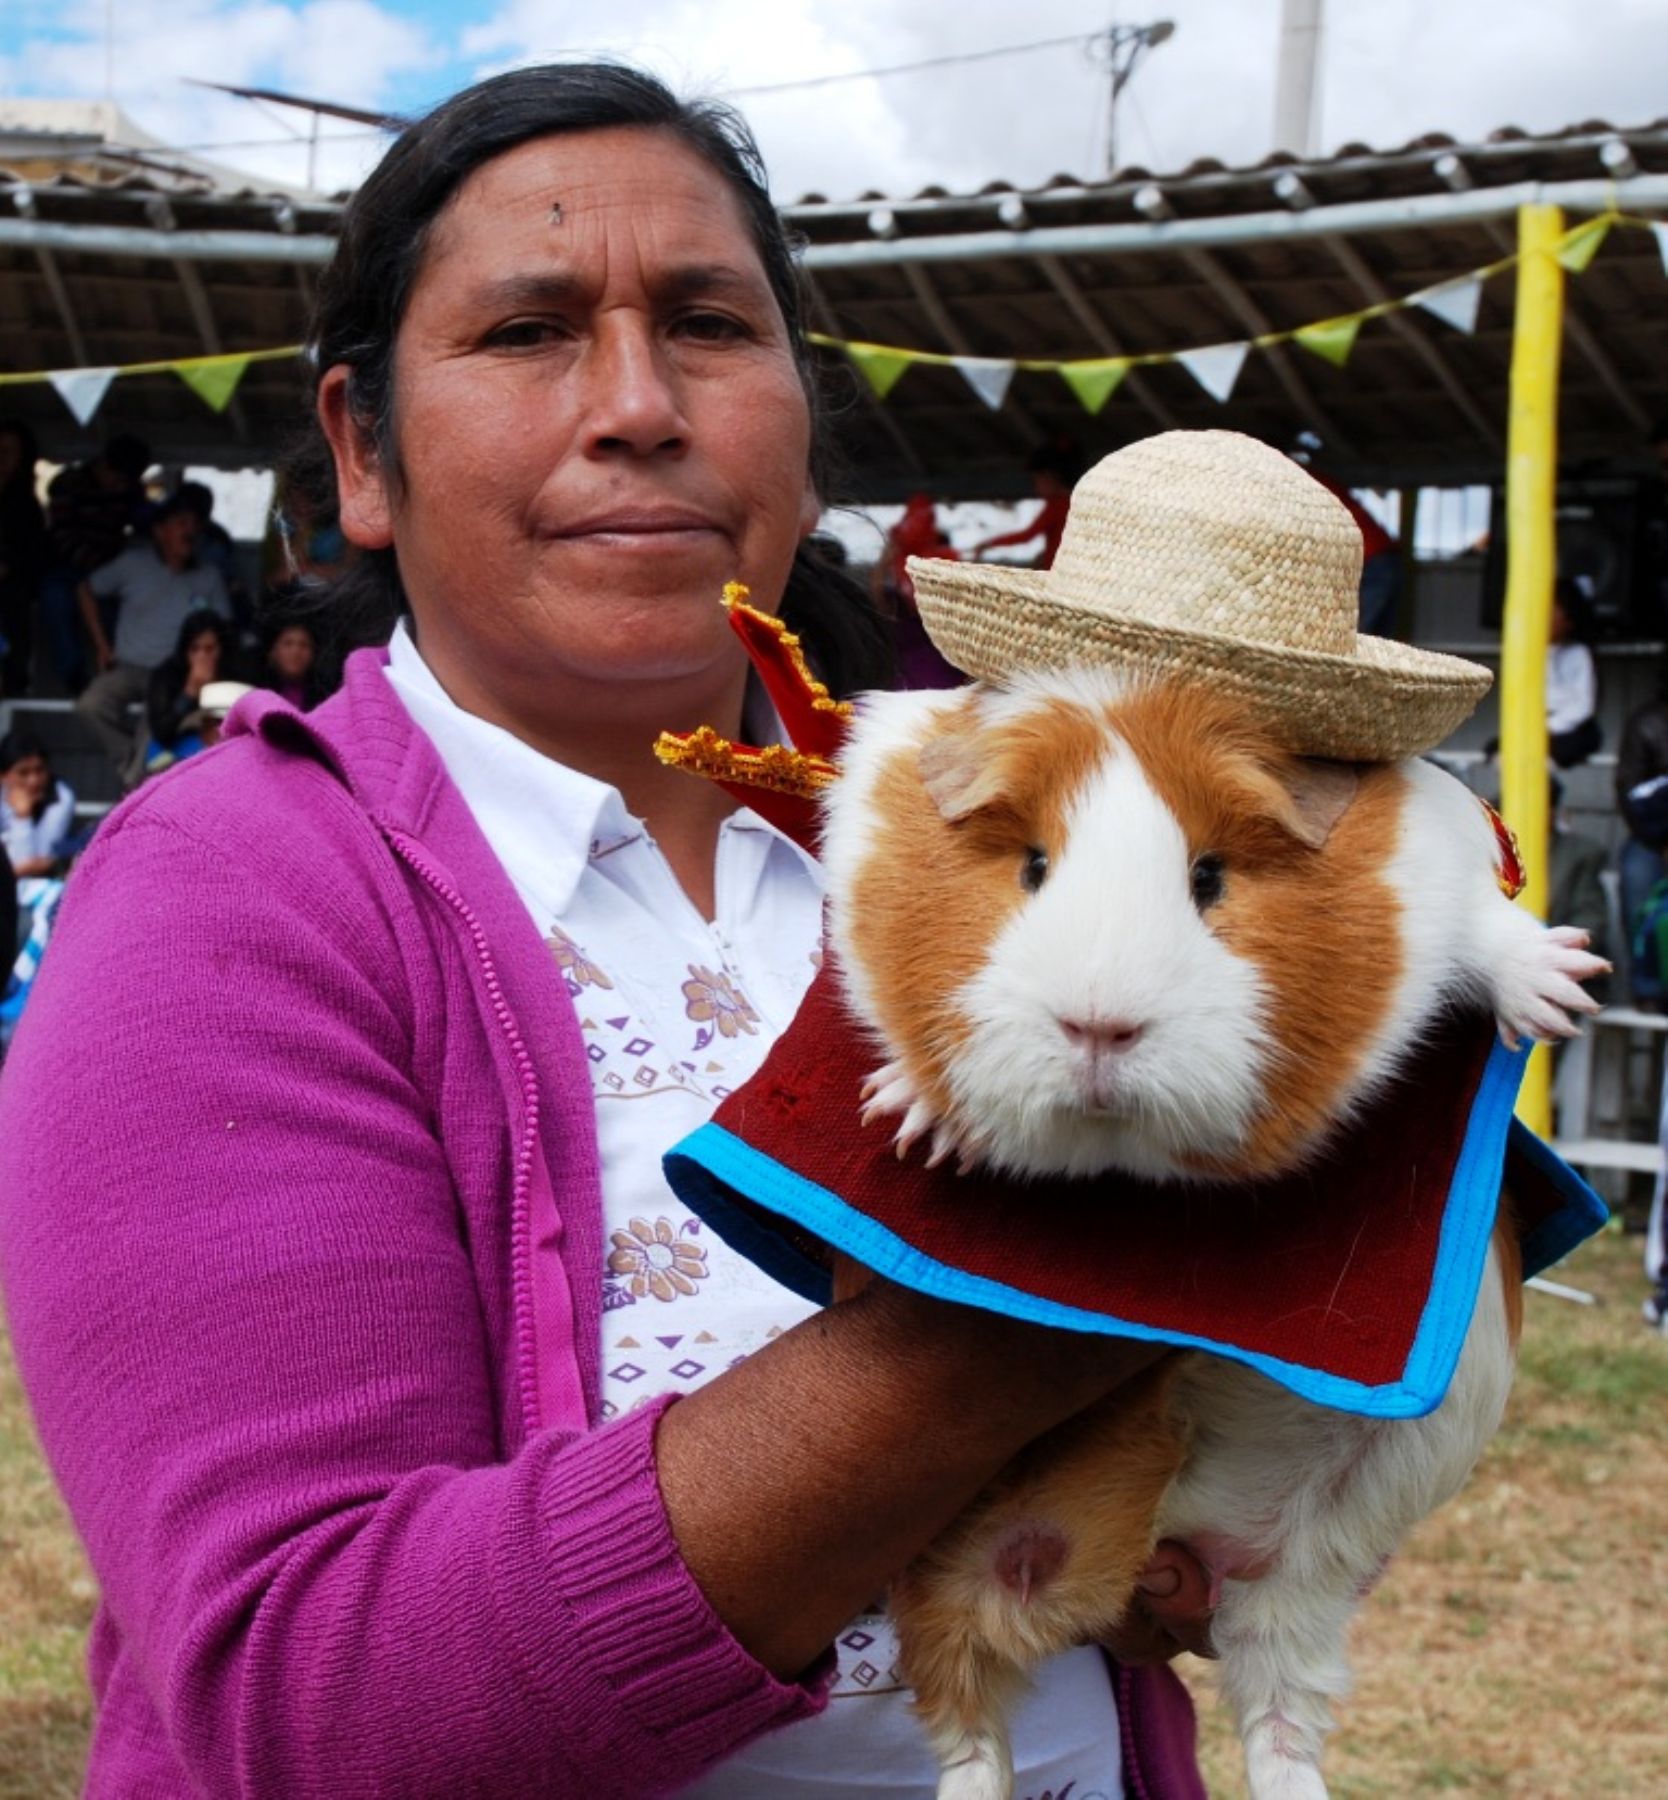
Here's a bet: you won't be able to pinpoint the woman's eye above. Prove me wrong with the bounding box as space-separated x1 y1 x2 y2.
1190 853 1226 911
676 311 750 343
484 319 564 350
1020 846 1049 894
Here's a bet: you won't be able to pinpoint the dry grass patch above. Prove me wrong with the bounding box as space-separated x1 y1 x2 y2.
1179 1224 1666 1796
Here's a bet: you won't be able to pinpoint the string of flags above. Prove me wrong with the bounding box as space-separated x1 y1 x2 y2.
820 209 1667 414
0 211 1661 430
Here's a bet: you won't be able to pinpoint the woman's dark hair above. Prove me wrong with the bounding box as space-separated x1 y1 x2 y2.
1553 577 1598 645
282 61 888 698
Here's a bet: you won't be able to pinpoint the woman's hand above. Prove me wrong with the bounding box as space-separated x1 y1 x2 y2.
657 1276 1170 1679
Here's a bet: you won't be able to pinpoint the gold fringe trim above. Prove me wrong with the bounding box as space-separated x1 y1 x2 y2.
654 725 840 800
722 581 854 720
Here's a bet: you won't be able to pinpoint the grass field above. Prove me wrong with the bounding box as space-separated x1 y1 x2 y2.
1 1226 1661 1797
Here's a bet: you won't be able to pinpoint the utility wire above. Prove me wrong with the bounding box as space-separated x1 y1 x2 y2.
720 28 1097 97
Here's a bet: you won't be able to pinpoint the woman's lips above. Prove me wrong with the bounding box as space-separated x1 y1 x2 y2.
550 508 728 546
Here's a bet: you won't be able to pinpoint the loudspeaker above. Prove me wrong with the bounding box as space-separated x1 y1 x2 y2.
1483 477 1655 638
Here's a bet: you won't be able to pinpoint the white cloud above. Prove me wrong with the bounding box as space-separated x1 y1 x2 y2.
5 0 441 192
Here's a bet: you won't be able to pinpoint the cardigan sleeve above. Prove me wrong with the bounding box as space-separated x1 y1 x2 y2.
0 789 825 1799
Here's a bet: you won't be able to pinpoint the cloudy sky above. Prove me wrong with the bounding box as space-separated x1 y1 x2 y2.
0 0 1663 202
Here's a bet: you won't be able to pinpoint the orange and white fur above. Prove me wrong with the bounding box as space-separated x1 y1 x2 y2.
818 669 1603 1800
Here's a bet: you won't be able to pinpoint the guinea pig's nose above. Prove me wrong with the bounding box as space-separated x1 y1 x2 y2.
1059 1015 1146 1055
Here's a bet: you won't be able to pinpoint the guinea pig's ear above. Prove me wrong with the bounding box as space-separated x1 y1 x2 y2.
918 731 1008 823
1266 759 1361 849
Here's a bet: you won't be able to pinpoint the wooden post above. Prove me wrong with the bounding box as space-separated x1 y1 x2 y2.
1500 202 1564 1137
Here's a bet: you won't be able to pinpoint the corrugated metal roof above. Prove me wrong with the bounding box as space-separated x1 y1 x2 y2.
0 114 1663 496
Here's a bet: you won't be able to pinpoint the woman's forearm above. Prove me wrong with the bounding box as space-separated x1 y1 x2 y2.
656 1277 1163 1676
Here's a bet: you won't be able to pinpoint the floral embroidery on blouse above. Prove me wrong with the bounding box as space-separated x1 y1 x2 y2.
607 1216 711 1302
547 924 614 991
682 964 760 1038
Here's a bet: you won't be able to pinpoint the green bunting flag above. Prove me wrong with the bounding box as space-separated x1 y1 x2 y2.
1294 313 1365 368
177 355 252 413
1058 358 1129 414
843 342 913 401
1554 216 1611 274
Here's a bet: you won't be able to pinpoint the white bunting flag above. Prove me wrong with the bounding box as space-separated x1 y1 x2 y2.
1410 276 1483 336
1655 222 1668 279
48 366 118 426
1175 341 1249 404
953 357 1017 411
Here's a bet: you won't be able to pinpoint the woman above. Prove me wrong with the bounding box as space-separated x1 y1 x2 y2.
141 608 238 775
0 67 1211 1798
0 418 48 696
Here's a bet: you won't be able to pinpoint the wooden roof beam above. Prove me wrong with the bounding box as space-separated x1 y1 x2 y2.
801 271 925 480
1179 244 1357 456
1322 232 1503 456
1033 253 1181 433
900 261 1044 450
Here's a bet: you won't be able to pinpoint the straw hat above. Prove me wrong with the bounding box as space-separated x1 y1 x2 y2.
908 430 1492 762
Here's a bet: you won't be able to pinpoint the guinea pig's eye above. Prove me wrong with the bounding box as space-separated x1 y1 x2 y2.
1190 853 1226 911
1020 846 1050 894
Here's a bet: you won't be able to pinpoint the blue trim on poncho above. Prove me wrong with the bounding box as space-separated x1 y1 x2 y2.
664 1039 1606 1420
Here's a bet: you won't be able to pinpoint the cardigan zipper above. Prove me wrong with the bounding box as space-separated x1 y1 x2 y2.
382 826 556 1440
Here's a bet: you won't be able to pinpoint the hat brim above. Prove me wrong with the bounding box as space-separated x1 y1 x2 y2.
911 560 1492 763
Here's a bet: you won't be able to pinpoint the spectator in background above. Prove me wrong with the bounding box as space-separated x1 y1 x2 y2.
256 615 323 710
39 433 151 694
1546 578 1601 770
142 610 238 779
1 729 76 881
972 438 1083 570
1546 775 1611 1007
74 494 231 781
1 729 77 1051
0 420 48 697
1305 467 1402 636
177 480 253 633
1614 657 1668 1005
875 493 961 690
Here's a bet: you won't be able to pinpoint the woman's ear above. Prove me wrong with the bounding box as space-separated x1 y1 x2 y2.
317 365 395 550
798 474 821 542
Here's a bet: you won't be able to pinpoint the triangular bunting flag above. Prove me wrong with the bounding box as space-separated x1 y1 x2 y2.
47 367 117 427
177 355 251 413
1175 341 1250 404
1411 276 1484 335
1554 216 1610 274
1293 314 1365 368
1656 222 1668 278
1058 358 1129 415
952 357 1016 411
844 341 913 401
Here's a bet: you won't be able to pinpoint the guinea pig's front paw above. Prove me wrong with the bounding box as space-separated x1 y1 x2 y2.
859 1062 981 1171
1493 925 1610 1049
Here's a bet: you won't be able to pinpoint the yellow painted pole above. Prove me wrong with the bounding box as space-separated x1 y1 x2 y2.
1500 202 1564 1137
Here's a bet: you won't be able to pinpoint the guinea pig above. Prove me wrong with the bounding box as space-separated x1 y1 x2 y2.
816 666 1605 1800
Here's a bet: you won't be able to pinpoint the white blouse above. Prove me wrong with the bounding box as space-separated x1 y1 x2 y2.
384 623 1124 1800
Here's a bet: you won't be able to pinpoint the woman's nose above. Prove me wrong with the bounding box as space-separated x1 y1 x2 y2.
581 320 689 459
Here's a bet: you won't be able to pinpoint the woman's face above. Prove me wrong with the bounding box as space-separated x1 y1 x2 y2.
4 754 49 811
187 631 222 669
324 126 817 729
269 626 316 681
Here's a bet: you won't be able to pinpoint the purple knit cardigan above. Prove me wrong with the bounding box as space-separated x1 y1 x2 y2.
0 651 1203 1799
